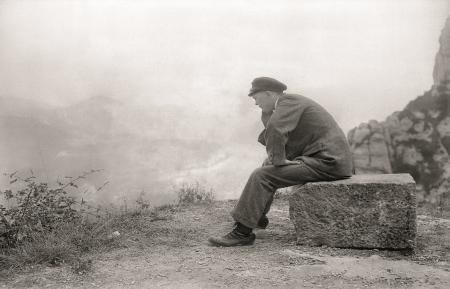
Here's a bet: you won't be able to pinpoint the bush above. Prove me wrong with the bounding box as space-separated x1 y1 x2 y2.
0 170 115 272
0 171 102 247
176 182 215 205
0 170 181 275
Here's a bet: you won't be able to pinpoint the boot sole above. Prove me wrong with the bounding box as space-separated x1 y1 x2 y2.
208 238 255 247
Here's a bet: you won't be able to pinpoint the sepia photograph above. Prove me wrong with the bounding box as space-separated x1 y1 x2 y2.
0 0 449 288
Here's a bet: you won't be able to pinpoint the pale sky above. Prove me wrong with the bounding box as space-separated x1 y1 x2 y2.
0 0 449 202
0 0 448 132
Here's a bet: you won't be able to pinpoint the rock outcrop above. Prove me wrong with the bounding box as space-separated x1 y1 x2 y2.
348 120 392 174
434 17 450 85
348 17 450 207
289 174 416 249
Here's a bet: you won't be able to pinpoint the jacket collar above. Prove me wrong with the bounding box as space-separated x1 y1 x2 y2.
275 94 282 109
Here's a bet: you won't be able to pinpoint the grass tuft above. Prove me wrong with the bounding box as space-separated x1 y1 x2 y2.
175 182 215 205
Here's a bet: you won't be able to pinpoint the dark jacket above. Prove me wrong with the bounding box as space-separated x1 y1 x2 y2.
258 93 353 178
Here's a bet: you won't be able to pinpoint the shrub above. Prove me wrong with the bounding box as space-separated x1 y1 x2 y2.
0 170 102 247
176 182 215 205
0 170 116 272
0 170 178 275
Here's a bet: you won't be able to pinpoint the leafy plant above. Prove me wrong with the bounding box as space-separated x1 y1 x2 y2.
0 169 179 275
0 169 122 273
0 170 101 248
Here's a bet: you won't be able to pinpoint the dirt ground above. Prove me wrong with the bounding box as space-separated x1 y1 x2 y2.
2 198 450 289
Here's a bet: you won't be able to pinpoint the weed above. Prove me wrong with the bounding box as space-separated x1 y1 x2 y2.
0 170 179 277
0 170 118 272
175 182 215 205
0 170 103 247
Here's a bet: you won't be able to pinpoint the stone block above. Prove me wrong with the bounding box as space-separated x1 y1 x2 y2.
289 174 416 249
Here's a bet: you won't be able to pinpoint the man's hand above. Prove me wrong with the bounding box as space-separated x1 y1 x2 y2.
272 159 301 166
261 111 273 127
262 158 272 166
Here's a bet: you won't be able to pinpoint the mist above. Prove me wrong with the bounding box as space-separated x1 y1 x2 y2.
0 0 449 205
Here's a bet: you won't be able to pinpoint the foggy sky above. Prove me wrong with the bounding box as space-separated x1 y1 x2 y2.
1 0 449 130
0 0 449 203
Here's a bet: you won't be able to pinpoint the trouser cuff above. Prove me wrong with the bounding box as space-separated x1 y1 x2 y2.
230 211 257 229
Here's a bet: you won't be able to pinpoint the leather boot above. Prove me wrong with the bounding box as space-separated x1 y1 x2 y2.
208 229 256 247
257 214 269 229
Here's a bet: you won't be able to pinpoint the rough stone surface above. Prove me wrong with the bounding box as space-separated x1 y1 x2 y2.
289 174 417 249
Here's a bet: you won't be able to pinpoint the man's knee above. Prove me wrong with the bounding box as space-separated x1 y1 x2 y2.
250 166 271 181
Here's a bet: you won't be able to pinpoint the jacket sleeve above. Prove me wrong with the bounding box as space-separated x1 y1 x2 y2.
265 98 305 165
257 111 273 146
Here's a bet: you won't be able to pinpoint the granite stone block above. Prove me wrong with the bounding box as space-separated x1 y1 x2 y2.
289 174 416 249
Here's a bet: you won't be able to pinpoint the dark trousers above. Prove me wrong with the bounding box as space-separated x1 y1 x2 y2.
231 160 335 228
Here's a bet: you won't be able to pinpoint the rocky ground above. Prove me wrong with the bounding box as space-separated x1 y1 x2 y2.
1 198 449 289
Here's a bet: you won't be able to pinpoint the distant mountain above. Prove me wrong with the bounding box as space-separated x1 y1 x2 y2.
0 95 52 118
0 93 230 202
348 17 450 207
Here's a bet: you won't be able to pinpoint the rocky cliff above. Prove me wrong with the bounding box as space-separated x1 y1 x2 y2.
434 17 450 85
348 17 450 206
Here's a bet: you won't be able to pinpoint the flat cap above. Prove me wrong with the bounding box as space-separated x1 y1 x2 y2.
248 77 287 96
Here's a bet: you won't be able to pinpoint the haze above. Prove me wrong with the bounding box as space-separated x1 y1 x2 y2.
0 0 448 204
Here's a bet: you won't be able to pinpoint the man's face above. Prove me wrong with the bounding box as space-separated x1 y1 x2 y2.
251 91 275 112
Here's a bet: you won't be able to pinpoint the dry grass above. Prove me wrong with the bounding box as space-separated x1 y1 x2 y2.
175 182 215 205
0 205 181 278
0 178 213 278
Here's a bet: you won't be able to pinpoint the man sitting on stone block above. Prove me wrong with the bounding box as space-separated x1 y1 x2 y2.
208 77 354 247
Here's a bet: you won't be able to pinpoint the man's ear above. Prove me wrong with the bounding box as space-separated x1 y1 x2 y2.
266 91 277 99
